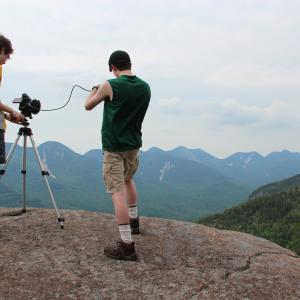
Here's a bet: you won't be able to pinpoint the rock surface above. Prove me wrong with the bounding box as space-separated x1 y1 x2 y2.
0 208 299 300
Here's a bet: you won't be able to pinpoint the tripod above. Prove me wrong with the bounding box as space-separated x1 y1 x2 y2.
0 123 65 229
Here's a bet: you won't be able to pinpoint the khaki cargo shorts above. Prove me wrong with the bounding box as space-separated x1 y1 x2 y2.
103 149 139 193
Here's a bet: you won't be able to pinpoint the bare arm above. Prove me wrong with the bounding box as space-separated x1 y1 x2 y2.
0 101 25 122
85 81 113 111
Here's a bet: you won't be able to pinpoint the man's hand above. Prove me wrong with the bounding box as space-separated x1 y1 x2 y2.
8 110 26 123
92 85 100 91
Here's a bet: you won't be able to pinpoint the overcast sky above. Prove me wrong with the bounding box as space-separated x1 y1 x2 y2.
1 0 300 158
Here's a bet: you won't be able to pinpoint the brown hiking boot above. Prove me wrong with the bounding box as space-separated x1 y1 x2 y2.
104 240 138 261
130 217 140 234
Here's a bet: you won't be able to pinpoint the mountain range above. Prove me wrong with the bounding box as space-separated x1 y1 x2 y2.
1 142 300 220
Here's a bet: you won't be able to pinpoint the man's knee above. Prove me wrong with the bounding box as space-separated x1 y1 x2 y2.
112 190 126 197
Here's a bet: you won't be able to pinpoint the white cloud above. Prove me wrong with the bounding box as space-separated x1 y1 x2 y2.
204 65 300 88
154 96 299 131
202 99 298 130
157 97 182 114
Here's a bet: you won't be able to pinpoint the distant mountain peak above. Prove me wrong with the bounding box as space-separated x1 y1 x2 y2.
226 151 263 160
147 146 164 152
39 141 77 153
168 146 218 164
171 145 210 154
282 149 291 153
172 146 189 151
266 149 300 160
224 151 263 169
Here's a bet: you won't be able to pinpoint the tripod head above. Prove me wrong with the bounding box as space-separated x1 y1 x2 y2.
21 119 30 127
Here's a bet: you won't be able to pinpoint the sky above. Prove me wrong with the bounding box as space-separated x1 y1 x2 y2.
1 0 300 158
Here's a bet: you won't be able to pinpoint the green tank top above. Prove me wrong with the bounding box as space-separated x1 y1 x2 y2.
101 75 151 152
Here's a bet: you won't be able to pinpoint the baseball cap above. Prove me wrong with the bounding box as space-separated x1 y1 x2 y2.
108 50 131 71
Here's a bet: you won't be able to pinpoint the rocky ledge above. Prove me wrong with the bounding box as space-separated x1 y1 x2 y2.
0 208 299 299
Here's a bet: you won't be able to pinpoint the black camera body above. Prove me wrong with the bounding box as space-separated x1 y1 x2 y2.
13 93 41 118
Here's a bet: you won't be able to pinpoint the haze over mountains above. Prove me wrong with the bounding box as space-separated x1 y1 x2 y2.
1 142 300 221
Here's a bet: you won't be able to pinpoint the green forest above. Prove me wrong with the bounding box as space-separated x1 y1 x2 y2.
199 181 300 255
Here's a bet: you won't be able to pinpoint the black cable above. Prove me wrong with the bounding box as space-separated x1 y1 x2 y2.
41 84 91 112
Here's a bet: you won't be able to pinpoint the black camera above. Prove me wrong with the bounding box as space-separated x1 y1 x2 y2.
13 93 41 118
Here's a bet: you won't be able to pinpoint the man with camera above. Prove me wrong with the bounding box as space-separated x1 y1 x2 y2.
85 50 151 261
0 34 26 164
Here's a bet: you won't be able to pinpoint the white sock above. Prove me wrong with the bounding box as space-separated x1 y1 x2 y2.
118 224 133 243
128 205 138 219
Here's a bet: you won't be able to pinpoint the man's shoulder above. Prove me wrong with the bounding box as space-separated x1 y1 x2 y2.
107 77 117 82
135 76 150 89
134 75 148 83
108 76 150 92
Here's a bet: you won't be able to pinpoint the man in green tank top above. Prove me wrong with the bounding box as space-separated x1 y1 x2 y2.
85 50 150 261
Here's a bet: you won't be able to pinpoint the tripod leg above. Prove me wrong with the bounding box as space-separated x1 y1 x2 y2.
29 135 65 229
0 134 21 180
21 135 27 212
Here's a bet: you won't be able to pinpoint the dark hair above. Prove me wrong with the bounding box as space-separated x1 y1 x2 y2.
108 50 131 72
111 61 132 71
0 34 13 55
